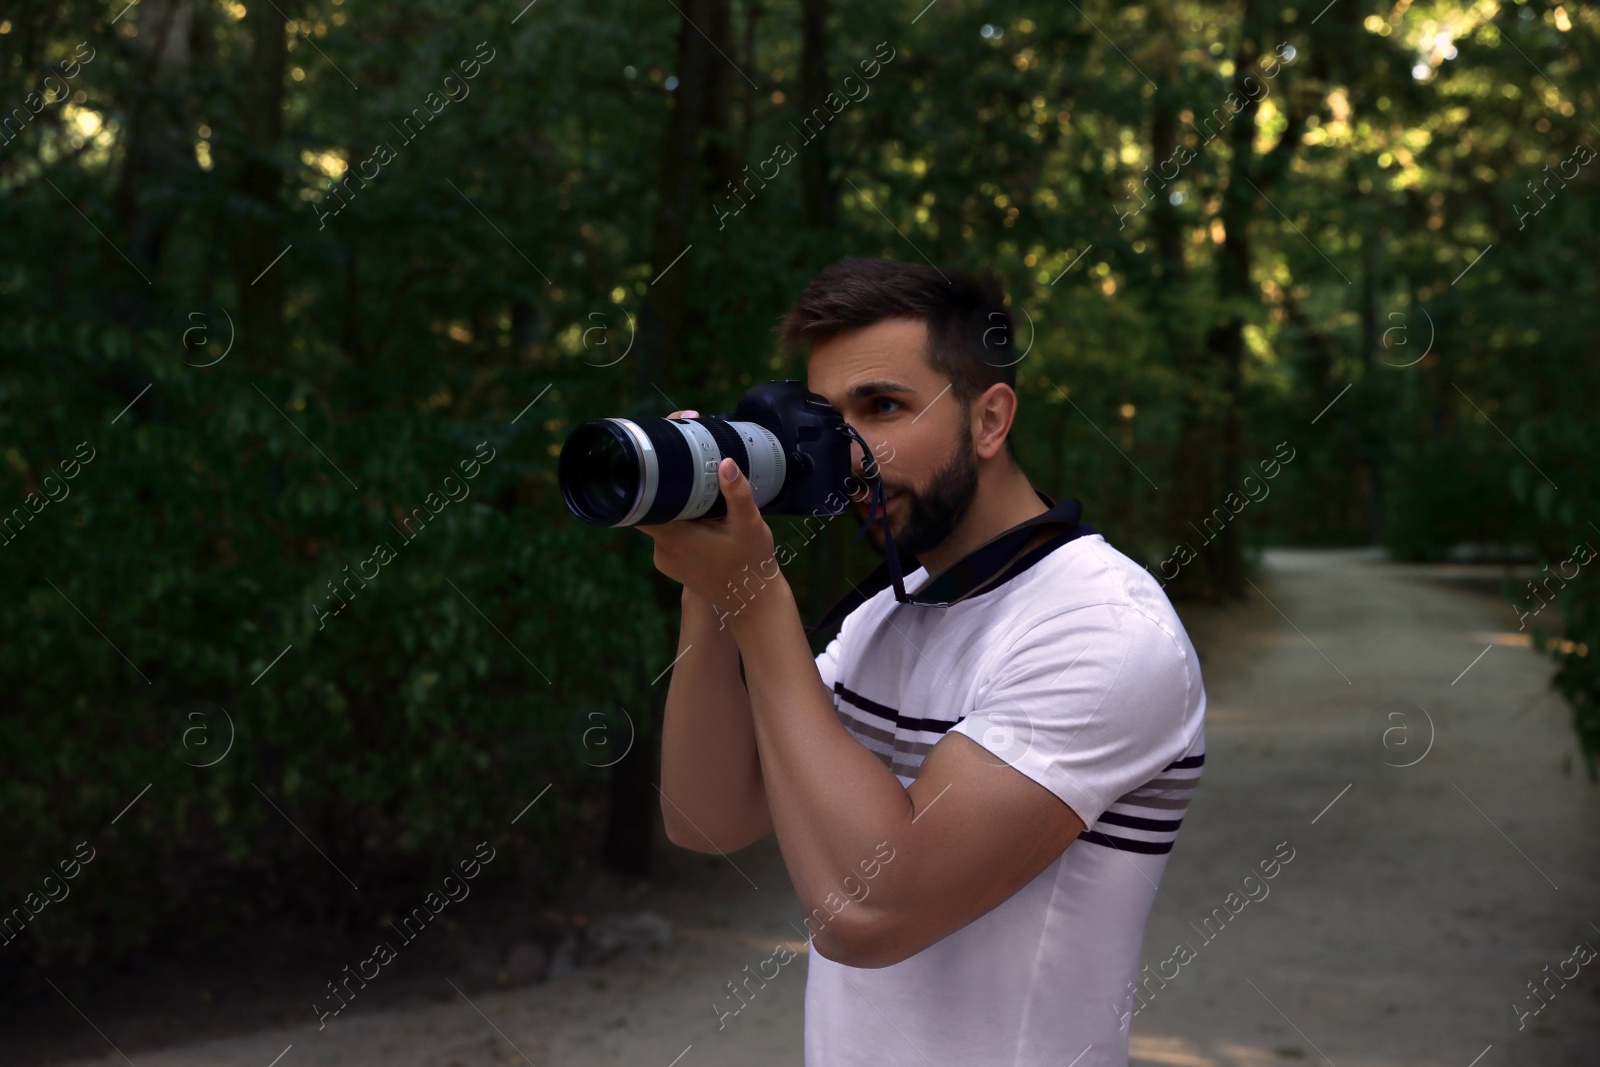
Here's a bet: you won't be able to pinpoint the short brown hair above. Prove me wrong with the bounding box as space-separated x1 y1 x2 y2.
780 257 1020 458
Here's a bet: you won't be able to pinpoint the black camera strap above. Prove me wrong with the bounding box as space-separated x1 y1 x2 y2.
804 485 1097 642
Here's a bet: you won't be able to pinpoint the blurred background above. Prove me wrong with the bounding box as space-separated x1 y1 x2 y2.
1 1 1597 1064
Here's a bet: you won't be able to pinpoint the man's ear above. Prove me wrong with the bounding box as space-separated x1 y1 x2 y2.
971 383 1018 461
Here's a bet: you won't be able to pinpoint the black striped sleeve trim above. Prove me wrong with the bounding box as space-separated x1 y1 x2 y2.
834 682 957 736
1164 753 1205 770
1077 830 1175 855
1096 811 1184 832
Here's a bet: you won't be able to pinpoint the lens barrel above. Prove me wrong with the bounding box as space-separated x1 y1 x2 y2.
559 416 786 526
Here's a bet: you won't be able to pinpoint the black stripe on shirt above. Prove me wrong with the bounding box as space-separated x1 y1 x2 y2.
1096 811 1185 832
1164 753 1205 770
1077 830 1174 855
834 682 957 737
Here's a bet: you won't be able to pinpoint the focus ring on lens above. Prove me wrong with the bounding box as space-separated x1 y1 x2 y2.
635 418 695 525
692 417 750 478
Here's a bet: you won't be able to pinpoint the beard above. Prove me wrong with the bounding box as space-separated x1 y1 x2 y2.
857 418 980 561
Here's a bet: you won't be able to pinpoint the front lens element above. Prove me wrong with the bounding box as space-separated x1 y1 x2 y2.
560 422 643 525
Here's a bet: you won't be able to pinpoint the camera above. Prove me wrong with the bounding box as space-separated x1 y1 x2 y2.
558 380 864 526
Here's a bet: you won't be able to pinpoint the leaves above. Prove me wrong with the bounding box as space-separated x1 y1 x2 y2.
2 0 1598 958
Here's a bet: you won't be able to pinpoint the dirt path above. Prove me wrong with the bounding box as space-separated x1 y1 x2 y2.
48 549 1599 1067
1119 548 1598 1067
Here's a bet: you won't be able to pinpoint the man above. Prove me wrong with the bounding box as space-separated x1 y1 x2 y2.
643 257 1206 1066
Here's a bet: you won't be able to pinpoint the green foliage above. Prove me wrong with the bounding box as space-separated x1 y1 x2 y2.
0 321 672 961
1382 429 1527 562
2 0 1598 960
1510 415 1600 778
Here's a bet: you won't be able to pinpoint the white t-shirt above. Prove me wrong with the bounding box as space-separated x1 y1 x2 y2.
805 532 1207 1067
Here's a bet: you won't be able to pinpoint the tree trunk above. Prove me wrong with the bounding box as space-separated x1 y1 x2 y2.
796 0 836 232
1177 0 1279 600
110 0 194 323
602 0 733 880
1204 7 1268 599
739 1 763 166
794 0 849 627
700 0 738 193
630 0 720 401
232 0 289 366
1355 229 1384 541
1145 16 1226 603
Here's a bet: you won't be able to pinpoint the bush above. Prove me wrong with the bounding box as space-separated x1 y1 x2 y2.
0 322 672 962
1511 415 1600 778
1382 430 1528 562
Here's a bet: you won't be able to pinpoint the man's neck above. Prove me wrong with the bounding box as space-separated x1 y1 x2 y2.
916 462 1049 578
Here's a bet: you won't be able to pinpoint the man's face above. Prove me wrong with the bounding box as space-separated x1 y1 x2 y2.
806 318 980 560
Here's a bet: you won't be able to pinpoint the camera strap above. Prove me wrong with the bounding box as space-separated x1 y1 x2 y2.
805 487 1097 642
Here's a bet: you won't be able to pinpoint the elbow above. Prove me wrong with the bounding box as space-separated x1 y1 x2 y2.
660 804 712 853
664 823 718 854
658 782 714 852
661 801 766 854
805 902 911 969
660 777 773 853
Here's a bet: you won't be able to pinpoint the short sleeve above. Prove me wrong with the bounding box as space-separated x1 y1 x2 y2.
814 631 844 697
812 588 873 702
948 603 1194 828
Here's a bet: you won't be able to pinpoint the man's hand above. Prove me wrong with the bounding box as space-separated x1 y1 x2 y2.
635 411 781 623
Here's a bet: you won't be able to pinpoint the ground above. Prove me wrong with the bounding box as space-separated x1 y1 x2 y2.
21 548 1600 1066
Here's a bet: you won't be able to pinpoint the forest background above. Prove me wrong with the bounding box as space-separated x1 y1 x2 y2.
1 0 1596 970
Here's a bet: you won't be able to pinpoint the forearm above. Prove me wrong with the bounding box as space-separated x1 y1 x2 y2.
728 577 915 953
658 588 772 852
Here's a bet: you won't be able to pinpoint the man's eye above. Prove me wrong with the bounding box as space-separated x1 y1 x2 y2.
872 397 901 414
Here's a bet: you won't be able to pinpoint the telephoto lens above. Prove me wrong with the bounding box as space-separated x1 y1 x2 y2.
558 380 862 527
559 414 787 526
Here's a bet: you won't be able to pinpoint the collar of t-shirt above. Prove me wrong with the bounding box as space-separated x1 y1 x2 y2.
804 490 1097 641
